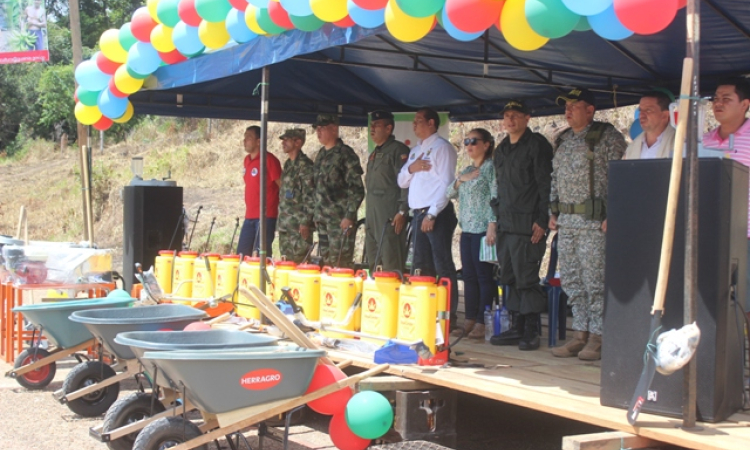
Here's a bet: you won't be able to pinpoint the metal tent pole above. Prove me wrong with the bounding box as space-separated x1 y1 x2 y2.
258 66 270 294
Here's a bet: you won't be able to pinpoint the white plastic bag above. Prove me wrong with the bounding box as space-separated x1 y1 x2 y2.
655 322 701 375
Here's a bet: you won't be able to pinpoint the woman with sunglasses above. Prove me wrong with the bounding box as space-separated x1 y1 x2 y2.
446 128 498 340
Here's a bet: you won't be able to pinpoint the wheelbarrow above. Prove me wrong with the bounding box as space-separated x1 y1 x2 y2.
90 329 278 450
58 304 208 417
7 296 135 390
132 345 388 450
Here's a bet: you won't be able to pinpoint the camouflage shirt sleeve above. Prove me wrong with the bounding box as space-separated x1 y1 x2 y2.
343 145 365 221
299 155 315 226
394 142 411 214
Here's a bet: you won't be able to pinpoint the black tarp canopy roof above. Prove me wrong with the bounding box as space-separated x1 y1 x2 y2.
130 1 750 125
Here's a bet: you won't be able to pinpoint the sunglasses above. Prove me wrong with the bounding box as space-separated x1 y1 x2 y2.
463 137 484 146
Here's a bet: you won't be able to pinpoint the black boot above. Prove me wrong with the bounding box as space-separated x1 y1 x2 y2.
490 312 525 346
518 313 540 351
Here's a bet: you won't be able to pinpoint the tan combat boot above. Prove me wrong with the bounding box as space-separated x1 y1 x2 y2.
451 319 476 337
467 323 486 340
551 331 588 358
578 333 602 361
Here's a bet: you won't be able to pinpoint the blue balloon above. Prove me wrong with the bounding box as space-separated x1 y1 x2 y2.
588 4 633 41
75 59 111 92
440 7 483 42
97 88 129 119
348 1 384 28
280 0 312 17
126 41 161 77
629 120 643 140
226 9 258 44
173 21 206 57
561 0 611 16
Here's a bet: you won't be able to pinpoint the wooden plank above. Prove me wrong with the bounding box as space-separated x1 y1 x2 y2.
562 431 661 450
358 375 436 392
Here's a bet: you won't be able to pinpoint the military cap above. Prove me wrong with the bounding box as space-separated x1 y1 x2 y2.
556 87 596 107
502 100 531 115
370 110 394 121
313 113 339 127
279 128 306 140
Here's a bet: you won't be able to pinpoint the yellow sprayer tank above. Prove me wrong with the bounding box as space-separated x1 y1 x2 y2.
320 268 361 338
288 264 321 321
172 251 197 301
191 253 220 299
154 250 175 294
273 260 297 301
215 254 240 306
397 275 449 356
360 271 401 344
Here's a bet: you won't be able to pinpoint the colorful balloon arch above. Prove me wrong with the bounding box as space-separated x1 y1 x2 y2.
74 0 686 129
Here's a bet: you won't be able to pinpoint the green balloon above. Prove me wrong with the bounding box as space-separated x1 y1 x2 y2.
127 65 151 80
573 16 592 32
77 87 100 107
118 22 138 51
525 0 580 39
107 289 132 299
396 0 444 19
256 7 286 35
345 391 394 440
157 0 182 28
289 14 325 32
195 0 232 23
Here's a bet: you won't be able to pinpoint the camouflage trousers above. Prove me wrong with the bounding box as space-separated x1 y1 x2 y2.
557 227 606 335
316 221 357 269
278 230 313 264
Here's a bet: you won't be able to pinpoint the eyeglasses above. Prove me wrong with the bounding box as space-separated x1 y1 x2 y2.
463 137 484 146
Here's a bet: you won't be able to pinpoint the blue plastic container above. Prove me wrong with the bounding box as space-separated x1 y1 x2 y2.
12 297 135 349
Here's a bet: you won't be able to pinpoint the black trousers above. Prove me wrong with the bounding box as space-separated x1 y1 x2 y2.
497 232 546 315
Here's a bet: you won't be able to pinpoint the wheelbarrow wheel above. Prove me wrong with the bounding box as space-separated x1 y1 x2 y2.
14 347 56 390
103 392 167 450
133 416 207 450
62 360 120 417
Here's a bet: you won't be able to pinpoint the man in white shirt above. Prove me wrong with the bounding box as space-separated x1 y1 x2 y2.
623 91 675 160
397 108 459 328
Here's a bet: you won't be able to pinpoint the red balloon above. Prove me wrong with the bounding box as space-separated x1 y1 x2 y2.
96 52 121 75
108 78 129 98
329 413 370 450
678 0 687 7
614 0 679 35
268 1 294 29
305 364 353 416
351 0 388 10
334 15 355 28
159 49 188 65
93 115 113 131
229 0 248 11
74 90 79 102
178 0 203 27
131 7 158 42
445 0 504 33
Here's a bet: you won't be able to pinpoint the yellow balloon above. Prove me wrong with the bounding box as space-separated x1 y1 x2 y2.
501 0 549 51
100 29 129 64
244 6 267 35
147 0 161 24
114 65 145 94
198 20 230 50
75 102 103 126
151 24 175 53
113 102 134 123
310 0 348 23
384 0 434 43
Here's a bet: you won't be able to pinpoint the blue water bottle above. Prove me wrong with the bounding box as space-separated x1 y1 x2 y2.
493 303 501 336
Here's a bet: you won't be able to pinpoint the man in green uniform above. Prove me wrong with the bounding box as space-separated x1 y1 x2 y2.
365 110 410 272
277 128 314 263
313 114 365 268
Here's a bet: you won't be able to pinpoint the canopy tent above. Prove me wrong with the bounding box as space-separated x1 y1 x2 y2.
128 1 750 126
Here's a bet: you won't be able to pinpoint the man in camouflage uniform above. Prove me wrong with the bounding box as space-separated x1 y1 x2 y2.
549 88 626 361
277 128 314 263
313 114 365 268
365 110 410 272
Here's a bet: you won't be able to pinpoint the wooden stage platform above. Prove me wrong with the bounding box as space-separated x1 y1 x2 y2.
326 336 750 450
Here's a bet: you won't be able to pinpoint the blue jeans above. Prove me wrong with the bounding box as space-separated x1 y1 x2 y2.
236 218 277 258
460 232 496 323
412 202 459 318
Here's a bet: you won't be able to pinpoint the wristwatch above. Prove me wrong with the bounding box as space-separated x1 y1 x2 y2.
425 214 436 221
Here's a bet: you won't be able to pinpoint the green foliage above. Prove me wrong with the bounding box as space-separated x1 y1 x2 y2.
38 64 76 137
8 29 36 50
46 0 143 49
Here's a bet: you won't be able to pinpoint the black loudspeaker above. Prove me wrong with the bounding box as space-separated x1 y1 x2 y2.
123 185 183 292
601 158 747 423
